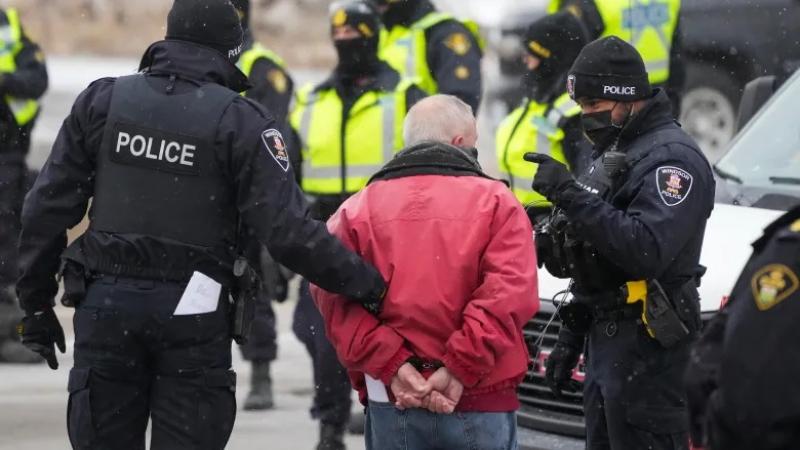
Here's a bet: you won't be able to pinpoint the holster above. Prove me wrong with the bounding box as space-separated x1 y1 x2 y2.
60 260 87 308
231 257 259 345
625 280 690 348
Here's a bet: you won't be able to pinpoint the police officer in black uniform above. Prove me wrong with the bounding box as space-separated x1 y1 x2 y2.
686 206 800 450
524 37 714 449
15 1 386 448
231 0 296 412
0 7 47 363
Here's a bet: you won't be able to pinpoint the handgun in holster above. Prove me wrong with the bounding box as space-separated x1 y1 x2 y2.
624 280 690 348
60 260 87 308
231 257 259 345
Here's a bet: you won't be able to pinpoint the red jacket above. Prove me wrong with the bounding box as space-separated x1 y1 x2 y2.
311 172 539 412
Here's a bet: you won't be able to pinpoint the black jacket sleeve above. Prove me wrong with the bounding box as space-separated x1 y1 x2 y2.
222 98 385 301
244 58 293 122
405 85 427 112
16 79 111 313
425 20 483 113
0 26 47 99
561 145 713 280
561 0 604 40
561 115 592 175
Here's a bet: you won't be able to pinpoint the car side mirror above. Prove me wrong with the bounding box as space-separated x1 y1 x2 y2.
735 75 777 132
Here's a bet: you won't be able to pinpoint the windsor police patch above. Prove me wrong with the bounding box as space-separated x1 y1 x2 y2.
262 129 290 172
656 166 693 206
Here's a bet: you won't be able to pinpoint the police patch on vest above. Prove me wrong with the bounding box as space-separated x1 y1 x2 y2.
444 33 471 56
110 122 202 176
262 129 290 172
656 166 693 206
751 264 799 311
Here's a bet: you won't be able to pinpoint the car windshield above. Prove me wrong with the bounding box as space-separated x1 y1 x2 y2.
715 72 800 191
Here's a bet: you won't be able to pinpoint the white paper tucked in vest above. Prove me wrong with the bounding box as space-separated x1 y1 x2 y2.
365 374 390 403
174 271 221 316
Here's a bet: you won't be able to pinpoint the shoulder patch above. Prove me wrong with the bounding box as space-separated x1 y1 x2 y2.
454 65 470 80
656 166 693 206
751 264 799 311
267 69 288 94
261 129 290 172
444 32 471 56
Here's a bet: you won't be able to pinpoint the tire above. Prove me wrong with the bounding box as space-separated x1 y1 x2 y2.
680 64 741 163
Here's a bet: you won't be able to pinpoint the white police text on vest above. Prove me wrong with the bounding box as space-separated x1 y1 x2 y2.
115 131 196 167
109 124 203 176
603 85 637 96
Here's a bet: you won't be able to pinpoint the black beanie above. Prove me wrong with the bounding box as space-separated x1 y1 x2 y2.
567 36 651 102
523 12 587 72
166 0 244 61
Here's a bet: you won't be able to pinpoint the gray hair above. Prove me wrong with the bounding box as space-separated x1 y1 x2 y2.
402 95 475 146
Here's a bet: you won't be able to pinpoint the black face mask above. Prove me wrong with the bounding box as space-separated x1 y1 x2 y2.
523 67 559 102
580 104 631 150
334 37 380 77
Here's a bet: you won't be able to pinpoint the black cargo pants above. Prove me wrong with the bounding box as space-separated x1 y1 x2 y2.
69 276 236 450
583 313 691 450
292 279 352 427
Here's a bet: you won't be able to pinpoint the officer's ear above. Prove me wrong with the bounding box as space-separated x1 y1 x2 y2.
450 135 465 147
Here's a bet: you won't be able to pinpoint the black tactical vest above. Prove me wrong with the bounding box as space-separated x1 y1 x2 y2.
91 75 239 249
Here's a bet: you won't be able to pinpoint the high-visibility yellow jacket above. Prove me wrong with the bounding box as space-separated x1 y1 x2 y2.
290 80 413 195
0 8 39 126
496 93 580 206
548 0 680 85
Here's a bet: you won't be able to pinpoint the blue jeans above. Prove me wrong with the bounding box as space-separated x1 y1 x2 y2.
365 401 518 450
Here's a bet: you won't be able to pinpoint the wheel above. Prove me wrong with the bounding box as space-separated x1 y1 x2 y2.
680 64 741 163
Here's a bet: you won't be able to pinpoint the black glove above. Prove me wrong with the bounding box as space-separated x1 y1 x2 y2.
361 284 386 316
523 153 578 206
545 328 584 398
17 308 66 370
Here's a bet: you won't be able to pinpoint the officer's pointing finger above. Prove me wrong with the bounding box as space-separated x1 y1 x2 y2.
523 152 551 164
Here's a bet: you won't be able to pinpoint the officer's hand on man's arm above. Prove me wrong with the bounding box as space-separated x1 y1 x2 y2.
523 153 579 205
544 328 583 398
17 308 65 370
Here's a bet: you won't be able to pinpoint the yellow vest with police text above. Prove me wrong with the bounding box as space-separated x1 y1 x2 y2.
290 81 411 195
379 12 481 95
495 93 580 206
0 8 39 126
547 0 680 85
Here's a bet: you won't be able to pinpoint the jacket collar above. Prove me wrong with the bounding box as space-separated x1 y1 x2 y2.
138 40 251 92
369 141 495 184
617 88 676 147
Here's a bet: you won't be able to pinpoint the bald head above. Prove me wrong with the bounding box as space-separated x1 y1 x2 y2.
403 95 478 149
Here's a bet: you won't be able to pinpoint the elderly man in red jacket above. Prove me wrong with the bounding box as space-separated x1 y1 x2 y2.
311 94 539 450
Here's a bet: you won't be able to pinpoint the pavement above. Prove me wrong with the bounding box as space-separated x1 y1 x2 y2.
0 287 369 450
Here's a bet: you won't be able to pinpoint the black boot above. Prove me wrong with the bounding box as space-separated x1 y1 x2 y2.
243 361 274 411
316 422 346 450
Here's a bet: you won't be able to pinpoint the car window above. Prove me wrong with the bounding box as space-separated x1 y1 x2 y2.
716 72 800 192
